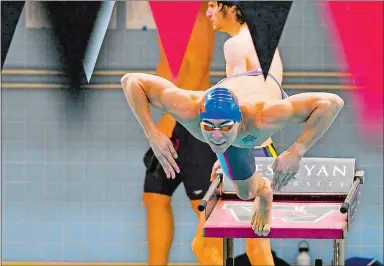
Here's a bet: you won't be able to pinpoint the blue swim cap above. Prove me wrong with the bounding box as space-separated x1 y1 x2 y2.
199 87 242 122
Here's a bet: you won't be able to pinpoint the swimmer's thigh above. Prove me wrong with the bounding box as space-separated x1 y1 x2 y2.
233 145 277 197
217 146 257 200
218 145 278 199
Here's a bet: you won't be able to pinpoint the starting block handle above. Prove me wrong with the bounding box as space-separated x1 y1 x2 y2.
340 170 364 214
198 173 222 212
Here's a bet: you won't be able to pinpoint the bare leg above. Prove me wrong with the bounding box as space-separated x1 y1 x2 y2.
232 174 273 236
143 193 174 265
231 173 259 201
190 200 223 265
246 238 274 266
251 176 273 236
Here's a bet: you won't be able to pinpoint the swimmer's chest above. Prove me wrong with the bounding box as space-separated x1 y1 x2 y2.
233 128 277 148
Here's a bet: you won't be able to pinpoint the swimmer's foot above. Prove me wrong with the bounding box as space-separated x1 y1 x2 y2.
250 185 272 237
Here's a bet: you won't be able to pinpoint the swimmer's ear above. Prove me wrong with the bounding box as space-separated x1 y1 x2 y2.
227 5 238 15
199 100 206 113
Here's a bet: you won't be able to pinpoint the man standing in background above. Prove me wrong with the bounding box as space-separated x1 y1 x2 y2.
142 2 221 265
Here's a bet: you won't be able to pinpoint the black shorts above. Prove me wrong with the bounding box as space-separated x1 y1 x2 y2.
143 122 217 200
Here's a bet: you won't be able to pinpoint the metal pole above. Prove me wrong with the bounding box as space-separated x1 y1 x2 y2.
333 239 345 266
223 238 234 266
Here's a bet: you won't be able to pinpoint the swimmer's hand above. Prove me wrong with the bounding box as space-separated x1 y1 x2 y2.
210 160 222 194
271 148 302 191
147 130 180 179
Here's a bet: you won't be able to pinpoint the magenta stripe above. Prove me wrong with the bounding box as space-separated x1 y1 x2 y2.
203 227 345 239
223 153 235 180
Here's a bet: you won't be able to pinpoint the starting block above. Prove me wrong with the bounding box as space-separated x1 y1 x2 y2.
199 157 364 266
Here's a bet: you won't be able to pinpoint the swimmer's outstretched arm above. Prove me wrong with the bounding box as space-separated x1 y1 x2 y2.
257 92 344 191
261 92 344 156
120 73 198 137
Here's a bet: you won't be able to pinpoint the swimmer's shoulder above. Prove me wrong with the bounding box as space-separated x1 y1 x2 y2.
171 89 206 138
240 102 261 127
159 87 203 124
224 36 237 47
179 88 205 104
241 98 294 133
239 99 274 131
170 87 204 100
224 33 255 62
223 36 244 55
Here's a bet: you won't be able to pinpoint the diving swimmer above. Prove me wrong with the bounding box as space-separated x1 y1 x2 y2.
205 1 284 264
121 71 344 236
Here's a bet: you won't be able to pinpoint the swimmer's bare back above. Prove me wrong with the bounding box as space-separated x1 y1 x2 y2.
224 28 261 75
223 27 284 87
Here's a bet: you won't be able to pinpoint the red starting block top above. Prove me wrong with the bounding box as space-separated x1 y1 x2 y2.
203 200 347 239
